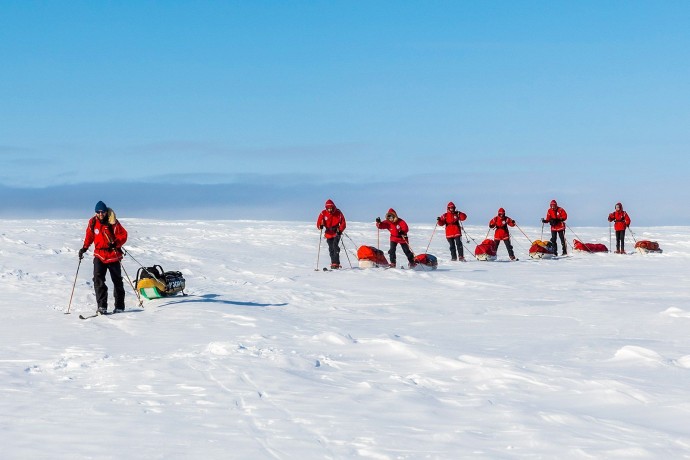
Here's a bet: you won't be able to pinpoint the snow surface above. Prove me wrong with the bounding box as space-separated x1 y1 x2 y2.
2 219 690 459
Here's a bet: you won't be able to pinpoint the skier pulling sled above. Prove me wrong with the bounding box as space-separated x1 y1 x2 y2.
357 246 390 268
475 239 498 261
634 240 663 254
135 265 186 299
529 240 555 259
573 240 608 253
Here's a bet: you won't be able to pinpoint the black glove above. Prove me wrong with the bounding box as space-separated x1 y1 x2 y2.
107 242 117 251
319 224 324 230
541 218 548 224
336 229 342 235
376 217 381 223
78 248 87 260
489 223 496 229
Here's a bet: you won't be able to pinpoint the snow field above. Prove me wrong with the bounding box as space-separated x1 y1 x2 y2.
1 220 690 459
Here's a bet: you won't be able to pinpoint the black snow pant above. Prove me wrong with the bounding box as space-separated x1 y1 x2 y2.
551 230 567 255
389 241 415 266
327 235 341 265
94 258 125 312
616 229 626 252
495 238 515 259
447 236 464 260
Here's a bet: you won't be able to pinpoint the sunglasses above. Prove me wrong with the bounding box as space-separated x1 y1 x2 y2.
96 210 107 215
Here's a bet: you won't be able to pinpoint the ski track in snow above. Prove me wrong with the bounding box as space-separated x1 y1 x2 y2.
2 220 690 458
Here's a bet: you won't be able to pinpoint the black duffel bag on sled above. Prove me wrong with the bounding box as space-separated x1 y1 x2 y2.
135 265 186 299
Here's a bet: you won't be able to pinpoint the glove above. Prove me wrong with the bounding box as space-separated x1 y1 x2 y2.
107 242 118 251
319 224 324 230
376 217 381 223
489 223 496 229
336 229 342 235
78 248 87 260
541 218 548 224
437 217 442 223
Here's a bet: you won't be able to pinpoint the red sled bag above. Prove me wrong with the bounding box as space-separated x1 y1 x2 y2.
412 253 438 271
635 240 663 254
573 239 608 253
529 240 555 259
357 245 390 268
475 239 498 261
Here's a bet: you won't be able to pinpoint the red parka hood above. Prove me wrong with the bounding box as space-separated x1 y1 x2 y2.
385 208 398 219
447 201 455 209
615 202 623 211
550 199 558 207
325 199 335 209
498 208 505 215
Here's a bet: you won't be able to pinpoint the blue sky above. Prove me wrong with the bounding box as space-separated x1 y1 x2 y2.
1 1 689 224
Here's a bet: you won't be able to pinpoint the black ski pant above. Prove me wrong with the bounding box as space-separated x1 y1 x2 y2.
495 238 515 259
447 236 464 260
327 235 341 265
615 229 626 252
389 241 415 266
551 230 567 255
94 258 125 311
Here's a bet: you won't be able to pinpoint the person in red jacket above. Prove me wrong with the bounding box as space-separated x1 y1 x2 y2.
316 199 347 269
608 202 631 254
78 201 128 314
376 208 415 268
542 199 568 255
437 201 467 261
489 208 516 260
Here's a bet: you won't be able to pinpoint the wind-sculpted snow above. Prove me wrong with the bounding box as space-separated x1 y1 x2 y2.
1 219 690 458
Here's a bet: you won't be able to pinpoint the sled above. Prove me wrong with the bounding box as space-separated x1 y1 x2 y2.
357 245 390 268
412 253 438 271
529 240 555 259
135 265 186 299
634 240 663 254
475 239 498 261
573 239 608 253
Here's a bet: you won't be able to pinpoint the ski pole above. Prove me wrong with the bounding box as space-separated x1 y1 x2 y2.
565 223 592 253
460 222 478 245
120 261 143 308
340 235 353 268
425 223 438 253
65 258 82 314
315 228 323 271
609 221 613 253
514 223 533 245
540 221 545 240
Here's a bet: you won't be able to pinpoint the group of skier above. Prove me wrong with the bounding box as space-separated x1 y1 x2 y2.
316 199 632 269
76 198 632 313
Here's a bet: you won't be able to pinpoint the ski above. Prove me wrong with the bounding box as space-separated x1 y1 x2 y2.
79 310 127 320
79 313 100 320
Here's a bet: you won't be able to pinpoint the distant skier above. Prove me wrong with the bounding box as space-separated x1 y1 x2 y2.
376 208 415 268
78 201 128 314
317 199 347 269
437 201 467 261
542 199 568 256
489 208 517 260
608 202 631 254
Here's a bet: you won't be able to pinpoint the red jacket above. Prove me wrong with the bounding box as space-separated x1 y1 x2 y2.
608 205 631 231
545 207 567 232
489 213 515 241
376 208 410 244
437 211 467 238
317 208 346 239
82 215 128 263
